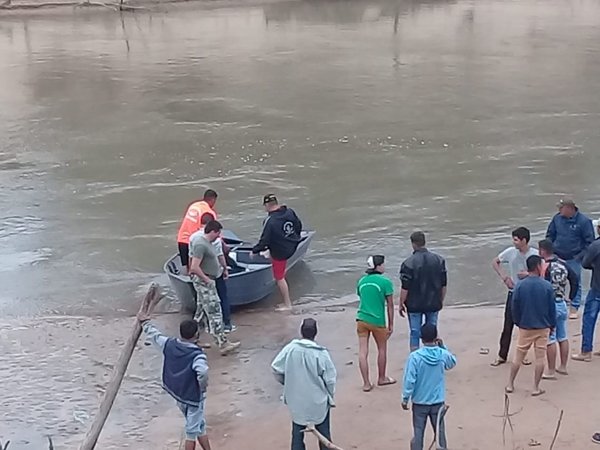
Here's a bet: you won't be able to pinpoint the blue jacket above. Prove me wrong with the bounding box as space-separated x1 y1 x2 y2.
511 276 556 330
402 345 456 405
546 210 594 261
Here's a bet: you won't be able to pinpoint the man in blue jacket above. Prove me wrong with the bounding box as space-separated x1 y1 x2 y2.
138 314 211 450
402 323 456 450
252 194 303 310
546 198 594 318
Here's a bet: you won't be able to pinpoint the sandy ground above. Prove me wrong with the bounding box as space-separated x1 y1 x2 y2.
2 299 600 450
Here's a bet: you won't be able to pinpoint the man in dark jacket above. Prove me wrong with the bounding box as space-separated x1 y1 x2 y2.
399 231 447 351
138 315 211 450
546 198 594 318
573 220 600 362
252 194 303 310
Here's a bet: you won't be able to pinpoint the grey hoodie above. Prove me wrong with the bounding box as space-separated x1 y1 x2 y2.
271 338 337 426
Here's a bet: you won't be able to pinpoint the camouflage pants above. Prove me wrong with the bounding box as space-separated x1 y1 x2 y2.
191 275 227 347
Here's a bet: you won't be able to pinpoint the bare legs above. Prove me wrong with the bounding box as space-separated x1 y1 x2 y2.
276 278 292 309
183 436 211 450
358 335 372 391
358 332 393 391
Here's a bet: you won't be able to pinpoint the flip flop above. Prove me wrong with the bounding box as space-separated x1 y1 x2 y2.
591 432 600 444
556 369 569 376
522 359 532 366
362 384 374 392
491 359 506 367
542 374 557 380
531 389 546 397
505 386 514 394
377 377 397 387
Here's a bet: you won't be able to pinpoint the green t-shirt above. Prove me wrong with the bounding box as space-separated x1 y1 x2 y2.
356 273 394 327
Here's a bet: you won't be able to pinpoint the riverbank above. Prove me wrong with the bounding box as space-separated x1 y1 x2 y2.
2 300 600 449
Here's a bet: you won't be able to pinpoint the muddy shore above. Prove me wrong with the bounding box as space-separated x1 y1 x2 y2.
2 299 600 449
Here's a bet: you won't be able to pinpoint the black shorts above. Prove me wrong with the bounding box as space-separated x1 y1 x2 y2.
178 242 190 267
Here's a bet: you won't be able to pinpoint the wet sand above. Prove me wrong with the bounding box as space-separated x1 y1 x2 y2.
2 301 600 449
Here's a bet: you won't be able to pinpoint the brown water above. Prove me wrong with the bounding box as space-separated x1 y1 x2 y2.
1 0 600 319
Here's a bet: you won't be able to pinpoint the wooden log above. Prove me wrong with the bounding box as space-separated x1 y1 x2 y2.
78 283 162 450
302 425 345 450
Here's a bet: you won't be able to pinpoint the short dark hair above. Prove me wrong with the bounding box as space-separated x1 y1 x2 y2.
204 220 223 234
526 255 543 272
203 189 218 201
200 212 216 225
512 227 530 243
420 323 438 343
300 318 318 340
538 239 554 254
410 231 426 247
180 320 199 340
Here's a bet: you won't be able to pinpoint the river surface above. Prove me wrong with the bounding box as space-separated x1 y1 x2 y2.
1 0 600 318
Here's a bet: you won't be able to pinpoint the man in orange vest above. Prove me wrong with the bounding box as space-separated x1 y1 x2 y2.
177 189 218 275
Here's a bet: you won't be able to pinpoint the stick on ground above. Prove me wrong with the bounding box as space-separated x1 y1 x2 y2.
78 283 162 450
302 425 345 450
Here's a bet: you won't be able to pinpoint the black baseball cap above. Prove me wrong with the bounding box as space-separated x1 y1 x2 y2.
263 194 278 205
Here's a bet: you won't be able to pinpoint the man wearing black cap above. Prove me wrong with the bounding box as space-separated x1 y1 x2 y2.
271 318 337 450
252 195 303 310
546 198 594 319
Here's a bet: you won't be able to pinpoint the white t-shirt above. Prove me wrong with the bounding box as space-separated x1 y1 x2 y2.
498 246 539 286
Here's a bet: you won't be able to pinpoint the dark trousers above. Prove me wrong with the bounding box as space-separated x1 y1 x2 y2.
411 403 447 450
499 291 514 361
291 411 331 450
215 275 231 327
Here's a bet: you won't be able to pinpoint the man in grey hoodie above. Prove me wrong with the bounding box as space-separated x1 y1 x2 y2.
271 318 337 450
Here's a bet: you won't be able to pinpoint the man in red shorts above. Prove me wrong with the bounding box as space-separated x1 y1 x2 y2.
252 194 303 311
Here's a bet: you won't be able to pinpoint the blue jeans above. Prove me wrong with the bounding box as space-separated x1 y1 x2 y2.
581 289 600 352
215 275 231 327
291 410 331 450
408 312 439 350
411 403 447 450
549 300 568 344
564 259 583 310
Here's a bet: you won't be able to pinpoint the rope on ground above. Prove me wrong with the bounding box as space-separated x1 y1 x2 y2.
302 425 345 450
548 410 564 450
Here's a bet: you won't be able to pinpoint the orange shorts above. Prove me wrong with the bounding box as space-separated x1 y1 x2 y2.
356 320 388 341
514 328 549 364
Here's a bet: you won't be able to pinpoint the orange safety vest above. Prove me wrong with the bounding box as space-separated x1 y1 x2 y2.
176 201 218 244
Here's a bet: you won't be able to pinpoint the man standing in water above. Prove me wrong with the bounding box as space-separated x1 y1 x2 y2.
189 220 240 355
356 255 396 392
399 231 447 352
137 315 212 450
546 198 594 319
271 318 337 450
491 227 538 367
505 255 556 397
252 194 303 311
572 220 600 362
538 239 578 378
177 189 219 274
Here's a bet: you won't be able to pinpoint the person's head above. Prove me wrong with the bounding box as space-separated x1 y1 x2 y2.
410 231 426 251
420 323 438 345
511 227 530 250
557 198 576 219
200 212 215 226
526 254 544 276
262 194 279 212
538 239 554 259
366 255 385 274
203 189 218 208
179 319 199 341
203 220 223 242
300 318 318 341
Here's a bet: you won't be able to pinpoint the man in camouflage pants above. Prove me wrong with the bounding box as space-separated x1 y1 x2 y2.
189 220 240 356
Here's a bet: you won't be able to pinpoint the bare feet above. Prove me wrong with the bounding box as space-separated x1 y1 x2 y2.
556 367 568 375
531 389 546 397
542 373 557 380
362 383 374 392
275 305 293 312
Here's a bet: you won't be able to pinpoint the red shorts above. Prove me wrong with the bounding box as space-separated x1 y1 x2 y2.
271 258 287 281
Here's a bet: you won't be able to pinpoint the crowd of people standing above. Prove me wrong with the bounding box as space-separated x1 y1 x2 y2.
136 194 600 450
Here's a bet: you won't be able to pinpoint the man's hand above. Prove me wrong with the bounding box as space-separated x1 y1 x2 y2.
387 325 394 337
517 271 529 280
435 338 444 347
222 268 229 280
249 252 255 259
137 311 151 323
402 401 409 411
503 277 515 290
399 304 407 318
204 279 216 288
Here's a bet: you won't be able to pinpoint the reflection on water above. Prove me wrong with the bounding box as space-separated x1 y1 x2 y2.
0 0 600 318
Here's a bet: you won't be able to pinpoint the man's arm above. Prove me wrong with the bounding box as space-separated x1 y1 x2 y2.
192 353 209 392
399 262 412 316
565 262 580 302
511 287 521 327
582 243 600 270
252 217 272 254
189 255 213 284
319 352 337 400
440 257 448 304
441 347 457 370
292 210 303 233
493 255 514 290
402 355 417 405
271 344 290 385
141 321 169 350
546 217 556 241
548 288 557 329
578 219 596 260
385 295 394 333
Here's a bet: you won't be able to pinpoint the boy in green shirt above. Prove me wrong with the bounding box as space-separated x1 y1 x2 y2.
356 255 396 392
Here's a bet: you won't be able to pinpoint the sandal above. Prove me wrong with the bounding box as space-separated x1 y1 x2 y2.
377 377 397 387
491 358 506 367
531 389 546 397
